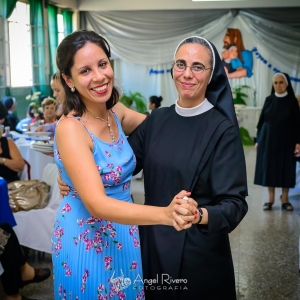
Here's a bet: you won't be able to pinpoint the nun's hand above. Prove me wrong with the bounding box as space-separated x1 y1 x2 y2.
57 175 70 197
172 193 198 231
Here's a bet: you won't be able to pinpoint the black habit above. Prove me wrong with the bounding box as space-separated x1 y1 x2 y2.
254 92 300 188
128 106 248 300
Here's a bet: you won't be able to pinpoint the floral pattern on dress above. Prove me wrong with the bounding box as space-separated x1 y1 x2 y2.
52 114 143 299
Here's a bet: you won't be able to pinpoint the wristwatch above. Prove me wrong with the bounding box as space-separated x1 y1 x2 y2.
198 207 203 224
0 158 6 165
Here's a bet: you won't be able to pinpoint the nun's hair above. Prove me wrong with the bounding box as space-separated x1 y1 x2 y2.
175 37 214 68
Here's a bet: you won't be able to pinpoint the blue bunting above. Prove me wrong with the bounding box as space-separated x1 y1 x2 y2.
149 49 300 83
251 47 300 82
149 68 172 75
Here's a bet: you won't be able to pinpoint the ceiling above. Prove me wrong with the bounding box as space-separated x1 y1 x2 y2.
52 0 300 11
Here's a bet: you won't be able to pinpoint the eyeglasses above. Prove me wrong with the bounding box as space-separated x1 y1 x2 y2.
173 61 212 74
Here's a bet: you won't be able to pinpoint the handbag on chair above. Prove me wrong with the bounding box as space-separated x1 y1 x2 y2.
8 180 50 212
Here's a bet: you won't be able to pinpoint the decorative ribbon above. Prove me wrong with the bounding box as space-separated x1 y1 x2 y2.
149 48 300 83
252 47 300 82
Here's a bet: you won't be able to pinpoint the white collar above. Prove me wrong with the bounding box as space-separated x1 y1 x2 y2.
275 91 288 98
175 98 214 117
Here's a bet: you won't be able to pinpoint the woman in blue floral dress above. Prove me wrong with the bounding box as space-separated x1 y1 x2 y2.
51 30 197 300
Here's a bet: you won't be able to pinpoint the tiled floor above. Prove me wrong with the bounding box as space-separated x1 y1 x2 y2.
1 146 300 299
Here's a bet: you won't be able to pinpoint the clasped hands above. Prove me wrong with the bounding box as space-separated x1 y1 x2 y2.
57 176 199 231
169 190 199 231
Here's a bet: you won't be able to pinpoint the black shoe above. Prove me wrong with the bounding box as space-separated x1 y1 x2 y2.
282 202 294 211
20 268 51 288
263 202 273 210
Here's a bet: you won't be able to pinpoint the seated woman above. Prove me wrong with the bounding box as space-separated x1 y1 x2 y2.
0 222 51 300
0 104 25 183
148 95 163 111
2 97 20 133
0 102 7 127
15 103 39 133
40 97 57 125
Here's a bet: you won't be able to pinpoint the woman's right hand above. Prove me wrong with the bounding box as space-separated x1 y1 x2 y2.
57 175 70 197
35 125 45 132
165 190 198 229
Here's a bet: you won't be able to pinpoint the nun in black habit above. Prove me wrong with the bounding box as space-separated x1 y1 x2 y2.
128 36 248 300
254 73 300 211
2 96 20 133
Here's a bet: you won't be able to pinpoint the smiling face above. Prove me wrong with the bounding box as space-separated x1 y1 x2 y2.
173 43 212 107
273 74 288 94
63 42 114 108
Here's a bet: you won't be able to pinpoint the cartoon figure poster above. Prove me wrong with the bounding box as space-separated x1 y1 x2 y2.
221 28 253 79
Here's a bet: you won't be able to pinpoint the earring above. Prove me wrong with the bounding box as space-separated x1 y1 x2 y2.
71 87 75 92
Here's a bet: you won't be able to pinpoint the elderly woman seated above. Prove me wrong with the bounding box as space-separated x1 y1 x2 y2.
0 103 24 183
30 98 57 135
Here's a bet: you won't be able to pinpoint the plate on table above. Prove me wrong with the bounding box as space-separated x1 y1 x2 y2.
28 136 51 141
25 132 52 137
30 141 54 154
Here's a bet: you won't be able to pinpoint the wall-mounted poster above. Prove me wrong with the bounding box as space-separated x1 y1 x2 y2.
221 28 253 79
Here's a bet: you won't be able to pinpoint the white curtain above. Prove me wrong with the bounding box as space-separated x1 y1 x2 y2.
83 10 234 64
81 9 300 109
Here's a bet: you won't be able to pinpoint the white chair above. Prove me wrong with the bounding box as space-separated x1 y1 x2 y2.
13 163 60 254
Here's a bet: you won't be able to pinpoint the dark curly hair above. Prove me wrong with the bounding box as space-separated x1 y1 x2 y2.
56 30 119 116
149 95 163 109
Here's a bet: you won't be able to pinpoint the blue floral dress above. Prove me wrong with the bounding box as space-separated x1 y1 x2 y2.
51 113 145 300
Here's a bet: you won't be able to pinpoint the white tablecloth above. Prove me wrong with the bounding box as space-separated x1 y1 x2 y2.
13 163 60 253
16 142 54 180
236 106 262 138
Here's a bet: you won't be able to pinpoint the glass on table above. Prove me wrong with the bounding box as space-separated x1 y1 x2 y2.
3 126 9 135
38 120 45 126
22 124 29 133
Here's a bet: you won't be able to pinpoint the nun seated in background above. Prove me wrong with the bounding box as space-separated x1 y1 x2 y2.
2 97 20 133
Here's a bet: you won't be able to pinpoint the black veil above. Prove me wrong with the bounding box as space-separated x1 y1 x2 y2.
174 36 238 128
271 72 297 99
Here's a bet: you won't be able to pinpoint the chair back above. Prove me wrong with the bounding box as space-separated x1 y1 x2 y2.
23 159 31 180
19 159 31 180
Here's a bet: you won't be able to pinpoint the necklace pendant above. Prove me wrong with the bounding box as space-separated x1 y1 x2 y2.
86 109 115 142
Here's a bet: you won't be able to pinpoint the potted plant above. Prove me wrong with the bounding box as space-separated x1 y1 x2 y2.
232 85 252 106
232 86 255 146
120 92 147 113
25 91 43 119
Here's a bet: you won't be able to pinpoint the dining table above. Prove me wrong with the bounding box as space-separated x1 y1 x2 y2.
15 139 54 180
